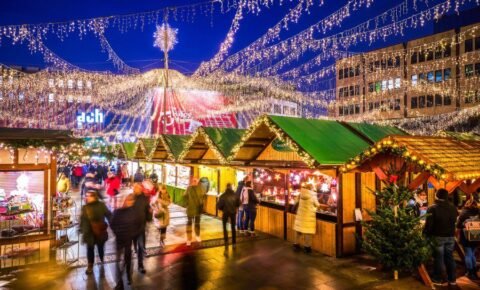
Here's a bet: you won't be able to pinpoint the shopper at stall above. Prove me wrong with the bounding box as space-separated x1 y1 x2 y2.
151 184 171 247
111 194 138 289
72 162 84 188
423 188 458 286
121 163 130 187
149 170 159 184
242 181 259 237
105 171 121 210
79 190 111 275
408 191 428 217
456 198 480 280
56 173 71 197
81 171 102 198
132 182 152 274
133 167 145 183
236 176 248 234
184 178 206 246
292 184 319 254
217 183 240 250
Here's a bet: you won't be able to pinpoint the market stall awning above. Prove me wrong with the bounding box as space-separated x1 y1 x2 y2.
229 115 381 167
122 142 137 160
162 134 190 161
0 127 80 146
136 138 157 160
345 122 407 143
345 135 480 181
179 127 245 164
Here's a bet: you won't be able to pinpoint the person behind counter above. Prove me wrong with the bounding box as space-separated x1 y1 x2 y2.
408 191 428 217
217 183 240 251
423 189 458 286
456 198 479 280
293 184 320 254
242 181 259 237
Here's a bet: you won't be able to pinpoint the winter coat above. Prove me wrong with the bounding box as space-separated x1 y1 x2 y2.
151 192 171 228
57 178 70 193
81 173 99 196
73 166 84 177
456 207 480 247
294 189 319 234
79 200 111 246
133 193 152 233
241 187 259 210
217 188 240 216
111 206 139 248
423 199 458 237
184 184 206 217
105 176 121 197
121 166 130 179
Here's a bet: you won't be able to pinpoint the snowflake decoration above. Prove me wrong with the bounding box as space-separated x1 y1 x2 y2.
153 23 178 52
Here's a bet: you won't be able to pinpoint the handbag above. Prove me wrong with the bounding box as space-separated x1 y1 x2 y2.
464 216 480 242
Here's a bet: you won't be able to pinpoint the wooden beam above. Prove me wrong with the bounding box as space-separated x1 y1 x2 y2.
372 166 388 181
408 172 430 191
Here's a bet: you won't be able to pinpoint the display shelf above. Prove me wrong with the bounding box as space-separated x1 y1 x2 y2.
0 210 34 217
51 223 78 231
0 228 44 240
51 241 78 251
0 248 39 259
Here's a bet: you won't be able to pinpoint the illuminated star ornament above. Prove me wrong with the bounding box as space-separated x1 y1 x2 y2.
153 23 178 52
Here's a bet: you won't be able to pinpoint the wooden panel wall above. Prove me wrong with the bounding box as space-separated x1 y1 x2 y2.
361 172 377 220
286 213 336 257
342 226 356 255
204 195 217 216
342 173 356 224
202 148 218 160
256 142 303 161
254 205 284 239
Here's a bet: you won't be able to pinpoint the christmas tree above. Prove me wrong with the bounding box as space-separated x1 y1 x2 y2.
361 178 432 278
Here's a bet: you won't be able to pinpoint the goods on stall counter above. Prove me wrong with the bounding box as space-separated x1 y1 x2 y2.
52 197 74 211
53 213 73 229
1 246 39 259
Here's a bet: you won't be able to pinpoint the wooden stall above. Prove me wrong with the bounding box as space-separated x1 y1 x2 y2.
178 127 245 216
228 115 406 257
0 128 79 269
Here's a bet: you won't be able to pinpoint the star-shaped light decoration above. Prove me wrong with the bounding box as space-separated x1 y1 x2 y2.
153 23 178 52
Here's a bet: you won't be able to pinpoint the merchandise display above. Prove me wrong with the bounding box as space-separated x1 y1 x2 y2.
166 164 191 189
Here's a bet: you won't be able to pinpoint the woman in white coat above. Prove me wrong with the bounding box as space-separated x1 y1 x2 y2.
151 184 171 247
293 184 320 253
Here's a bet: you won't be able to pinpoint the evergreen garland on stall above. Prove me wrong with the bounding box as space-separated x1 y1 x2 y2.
361 180 432 278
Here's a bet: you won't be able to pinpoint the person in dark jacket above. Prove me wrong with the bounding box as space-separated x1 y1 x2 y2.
235 177 247 234
242 181 260 236
456 198 479 280
133 167 145 183
111 194 138 289
217 183 241 249
423 188 458 286
132 182 152 274
79 190 112 275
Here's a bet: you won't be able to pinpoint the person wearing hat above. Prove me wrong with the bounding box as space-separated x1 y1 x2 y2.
423 188 458 286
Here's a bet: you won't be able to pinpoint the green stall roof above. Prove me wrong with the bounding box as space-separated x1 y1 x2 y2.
122 142 137 159
268 115 371 165
139 138 157 157
163 134 190 160
346 122 407 143
203 127 246 158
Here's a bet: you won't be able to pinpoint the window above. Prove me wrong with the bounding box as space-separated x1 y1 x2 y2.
435 94 442 106
48 93 55 103
434 46 443 59
382 80 387 91
58 80 64 88
411 74 418 86
427 95 434 107
465 64 474 77
427 71 434 83
419 96 426 108
389 100 394 111
339 107 344 116
388 79 394 90
369 62 374 72
465 38 474 52
419 73 425 81
387 58 393 68
475 63 480 76
374 102 380 109
349 67 354 78
349 86 355 96
381 60 387 70
48 79 55 88
435 70 443 82
395 78 401 89
343 69 349 79
465 95 473 104
349 105 354 115
368 82 374 93
426 51 433 61
355 65 360 76
375 81 381 93
444 96 452 106
380 101 386 112
339 88 343 98
411 52 418 64
354 85 360 96
77 80 83 89
444 43 451 57
274 104 281 114
395 99 401 111
67 79 74 89
395 56 401 67
374 61 380 69
476 37 480 51
368 102 374 111
444 68 451 81
418 50 425 62
86 81 92 89
355 104 360 114
339 69 343 79
411 97 418 109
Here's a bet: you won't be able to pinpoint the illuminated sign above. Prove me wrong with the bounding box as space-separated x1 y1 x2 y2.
77 108 104 128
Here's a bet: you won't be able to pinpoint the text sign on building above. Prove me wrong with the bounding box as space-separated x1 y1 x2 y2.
77 108 104 129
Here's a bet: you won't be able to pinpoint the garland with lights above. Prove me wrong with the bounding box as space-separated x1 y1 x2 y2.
177 127 229 164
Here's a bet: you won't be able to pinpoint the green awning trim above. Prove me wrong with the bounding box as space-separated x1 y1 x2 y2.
268 115 372 165
346 122 407 143
163 134 190 160
140 138 157 157
123 142 137 159
203 127 246 158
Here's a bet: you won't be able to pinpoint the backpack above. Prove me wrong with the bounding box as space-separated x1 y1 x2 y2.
463 216 480 242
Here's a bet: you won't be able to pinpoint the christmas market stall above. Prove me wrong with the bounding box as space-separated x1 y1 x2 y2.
178 127 246 216
0 128 79 269
227 115 406 257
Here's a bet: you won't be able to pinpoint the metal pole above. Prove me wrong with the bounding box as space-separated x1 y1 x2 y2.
162 21 169 135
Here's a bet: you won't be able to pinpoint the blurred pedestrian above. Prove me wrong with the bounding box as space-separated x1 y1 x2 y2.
121 163 130 187
132 183 152 274
72 162 84 188
133 167 145 183
111 194 138 289
151 184 171 247
105 171 121 210
79 190 111 275
56 173 70 198
184 178 206 246
456 198 479 280
292 184 319 254
217 183 240 250
242 181 259 237
236 176 247 234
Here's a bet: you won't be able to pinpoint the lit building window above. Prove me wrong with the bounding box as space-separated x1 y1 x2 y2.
395 78 401 88
48 93 55 103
